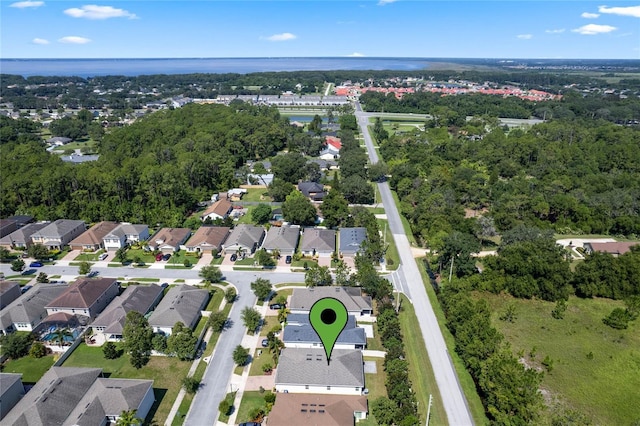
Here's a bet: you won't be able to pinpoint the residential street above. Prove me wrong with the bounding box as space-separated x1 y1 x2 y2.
356 102 475 425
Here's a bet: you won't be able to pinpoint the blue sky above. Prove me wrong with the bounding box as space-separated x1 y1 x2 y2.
1 1 639 59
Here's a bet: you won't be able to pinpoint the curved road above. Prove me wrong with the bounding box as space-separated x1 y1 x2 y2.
356 102 474 425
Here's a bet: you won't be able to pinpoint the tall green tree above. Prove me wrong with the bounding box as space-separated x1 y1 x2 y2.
199 265 223 283
241 307 262 333
282 190 317 226
251 278 273 300
251 203 272 224
123 311 153 369
167 322 197 360
320 188 349 229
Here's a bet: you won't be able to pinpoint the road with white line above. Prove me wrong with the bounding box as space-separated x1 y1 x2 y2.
356 102 474 425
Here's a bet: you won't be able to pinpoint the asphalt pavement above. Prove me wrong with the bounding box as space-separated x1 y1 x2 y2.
356 103 474 425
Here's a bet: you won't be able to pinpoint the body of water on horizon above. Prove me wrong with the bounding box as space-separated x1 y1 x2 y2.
0 57 431 78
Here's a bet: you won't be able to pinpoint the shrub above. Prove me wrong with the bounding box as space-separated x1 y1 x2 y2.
264 391 276 404
218 400 231 416
103 341 120 359
225 288 237 303
182 376 200 394
602 308 631 329
29 341 47 358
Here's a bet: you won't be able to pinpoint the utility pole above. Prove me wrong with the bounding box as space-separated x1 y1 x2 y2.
426 394 433 426
448 256 454 282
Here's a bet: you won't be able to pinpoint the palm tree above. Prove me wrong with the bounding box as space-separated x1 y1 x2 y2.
266 332 284 364
51 328 73 348
236 247 246 259
116 409 141 426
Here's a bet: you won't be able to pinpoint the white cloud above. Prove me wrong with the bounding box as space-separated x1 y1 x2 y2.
64 5 137 20
517 34 533 39
545 29 565 33
378 0 398 5
598 5 640 18
347 52 365 57
58 36 92 44
32 38 49 45
572 24 617 35
581 12 600 18
9 1 43 8
263 32 296 42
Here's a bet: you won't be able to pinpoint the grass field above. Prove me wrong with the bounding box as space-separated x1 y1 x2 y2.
482 293 640 425
259 316 278 336
63 343 191 425
377 218 400 270
235 390 267 423
248 348 275 376
1 355 55 384
242 188 272 203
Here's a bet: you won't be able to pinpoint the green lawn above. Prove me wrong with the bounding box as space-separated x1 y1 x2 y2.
366 322 384 351
235 391 268 423
248 348 275 376
243 188 272 203
210 256 223 265
74 250 105 261
377 218 400 271
1 355 55 384
483 293 640 425
259 316 279 336
125 248 157 264
205 288 224 311
364 358 386 400
234 256 256 266
218 392 237 423
63 343 191 425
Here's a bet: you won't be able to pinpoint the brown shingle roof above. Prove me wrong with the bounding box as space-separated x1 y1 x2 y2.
46 278 117 309
69 221 119 247
268 393 367 426
200 199 233 219
185 226 230 249
587 242 639 255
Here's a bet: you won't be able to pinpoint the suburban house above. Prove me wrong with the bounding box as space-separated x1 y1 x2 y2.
222 224 266 255
0 281 21 310
5 215 34 228
148 285 209 335
0 374 24 420
227 188 248 201
300 228 336 257
583 241 639 257
2 367 154 426
69 221 120 251
29 219 86 250
298 181 327 202
289 287 373 316
92 284 164 342
0 219 19 238
148 228 191 253
46 136 72 145
0 222 49 249
261 225 300 255
184 226 230 253
103 223 149 250
275 348 365 395
267 393 368 426
283 313 366 350
247 173 274 186
318 136 342 160
339 227 368 257
0 284 68 335
45 278 120 320
200 199 233 222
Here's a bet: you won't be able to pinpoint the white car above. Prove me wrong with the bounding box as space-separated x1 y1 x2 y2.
98 253 108 261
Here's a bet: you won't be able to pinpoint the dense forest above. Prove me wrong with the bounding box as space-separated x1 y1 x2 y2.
1 103 294 223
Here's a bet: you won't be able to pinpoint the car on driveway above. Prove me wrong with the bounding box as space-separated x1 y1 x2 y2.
29 261 43 267
269 303 284 310
98 253 108 261
162 253 171 261
230 253 238 262
239 423 261 426
21 285 32 294
261 339 269 347
285 255 292 264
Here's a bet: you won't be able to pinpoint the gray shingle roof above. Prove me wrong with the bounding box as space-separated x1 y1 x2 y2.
64 378 153 426
92 285 163 334
300 229 336 254
148 285 209 330
0 222 49 246
338 227 367 254
0 281 21 310
223 224 265 252
275 348 364 388
30 219 85 239
283 315 365 346
2 367 102 426
0 284 68 332
261 226 300 252
104 223 148 240
289 287 372 314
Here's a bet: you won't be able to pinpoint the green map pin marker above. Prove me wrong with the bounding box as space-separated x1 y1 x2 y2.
309 297 348 365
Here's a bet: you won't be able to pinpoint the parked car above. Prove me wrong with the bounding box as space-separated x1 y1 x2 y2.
161 282 169 288
162 253 171 261
261 339 269 348
21 285 32 294
230 253 238 262
155 253 163 261
269 303 284 310
21 253 29 258
98 253 108 261
285 255 292 264
239 423 261 426
29 261 43 267
88 270 99 277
